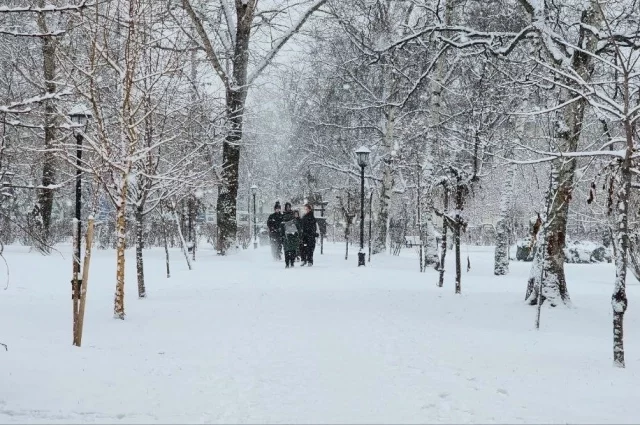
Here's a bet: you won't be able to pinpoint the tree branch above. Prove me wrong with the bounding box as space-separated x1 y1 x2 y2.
247 0 328 85
0 1 88 13
181 0 230 89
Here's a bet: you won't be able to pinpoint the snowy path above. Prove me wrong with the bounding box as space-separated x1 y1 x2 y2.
0 243 638 424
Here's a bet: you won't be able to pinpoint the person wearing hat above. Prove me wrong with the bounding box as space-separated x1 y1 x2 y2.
267 201 283 260
300 203 318 266
280 202 301 268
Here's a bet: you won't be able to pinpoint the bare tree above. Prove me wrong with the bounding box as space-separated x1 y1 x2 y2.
180 0 328 253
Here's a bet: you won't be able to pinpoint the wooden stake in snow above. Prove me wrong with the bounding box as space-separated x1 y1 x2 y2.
71 218 80 344
74 216 95 347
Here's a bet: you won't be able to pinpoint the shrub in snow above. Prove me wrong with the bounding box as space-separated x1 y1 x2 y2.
564 241 611 264
514 238 611 263
515 237 536 261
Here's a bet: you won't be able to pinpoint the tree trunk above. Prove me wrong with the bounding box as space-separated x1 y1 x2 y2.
454 184 463 294
345 221 350 260
611 98 634 367
113 185 127 320
454 221 461 294
374 108 396 254
525 163 573 306
423 0 455 268
173 202 192 270
424 217 439 268
612 162 630 367
628 235 640 282
135 206 146 298
216 88 249 254
438 189 449 288
494 162 516 275
524 0 603 307
34 5 57 251
183 0 323 254
216 1 254 254
188 196 197 261
160 205 170 278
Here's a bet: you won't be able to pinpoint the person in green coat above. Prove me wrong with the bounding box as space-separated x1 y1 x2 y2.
280 202 301 268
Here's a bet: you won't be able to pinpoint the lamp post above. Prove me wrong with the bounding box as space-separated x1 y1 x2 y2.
69 104 91 346
251 184 258 249
355 146 370 266
69 105 92 263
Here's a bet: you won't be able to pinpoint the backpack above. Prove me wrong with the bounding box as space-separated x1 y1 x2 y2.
284 219 298 235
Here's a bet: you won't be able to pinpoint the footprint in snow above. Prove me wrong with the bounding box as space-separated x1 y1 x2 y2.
497 388 509 396
438 392 450 399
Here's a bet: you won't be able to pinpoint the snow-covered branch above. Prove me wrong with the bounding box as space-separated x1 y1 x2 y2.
0 90 72 114
247 0 328 85
0 28 65 38
0 1 88 14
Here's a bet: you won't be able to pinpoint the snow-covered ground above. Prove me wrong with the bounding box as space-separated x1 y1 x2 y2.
0 242 638 424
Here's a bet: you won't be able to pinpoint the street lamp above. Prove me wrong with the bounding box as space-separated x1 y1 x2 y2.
355 146 370 266
251 184 258 249
68 103 91 347
69 104 92 265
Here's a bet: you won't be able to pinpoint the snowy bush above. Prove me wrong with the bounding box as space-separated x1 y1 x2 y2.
515 237 535 261
564 241 612 264
513 238 611 263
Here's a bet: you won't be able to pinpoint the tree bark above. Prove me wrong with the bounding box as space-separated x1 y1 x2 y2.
525 3 603 306
494 162 515 275
216 103 242 253
525 165 572 306
612 158 630 367
172 201 192 270
423 0 455 268
135 206 146 298
611 80 634 367
33 4 57 251
454 183 463 295
113 185 127 320
438 188 449 288
373 108 395 254
216 1 254 254
160 204 171 278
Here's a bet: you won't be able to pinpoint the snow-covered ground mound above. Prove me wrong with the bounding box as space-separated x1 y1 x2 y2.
0 243 637 424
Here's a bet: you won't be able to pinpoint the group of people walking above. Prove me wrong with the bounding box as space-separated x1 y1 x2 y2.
267 201 318 268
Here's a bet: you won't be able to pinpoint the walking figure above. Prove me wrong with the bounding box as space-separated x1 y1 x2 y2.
267 202 283 261
300 203 318 266
293 210 302 261
281 202 300 268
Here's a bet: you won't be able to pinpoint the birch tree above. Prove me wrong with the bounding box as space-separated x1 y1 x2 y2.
401 0 607 306
507 1 639 366
61 0 194 318
494 158 516 275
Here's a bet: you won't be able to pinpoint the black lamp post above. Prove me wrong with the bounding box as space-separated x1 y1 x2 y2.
69 105 92 270
251 184 258 249
69 104 91 346
355 146 370 266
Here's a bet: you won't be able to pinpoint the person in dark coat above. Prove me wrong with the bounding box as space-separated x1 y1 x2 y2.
267 201 283 260
293 210 302 261
280 202 301 268
300 203 318 266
